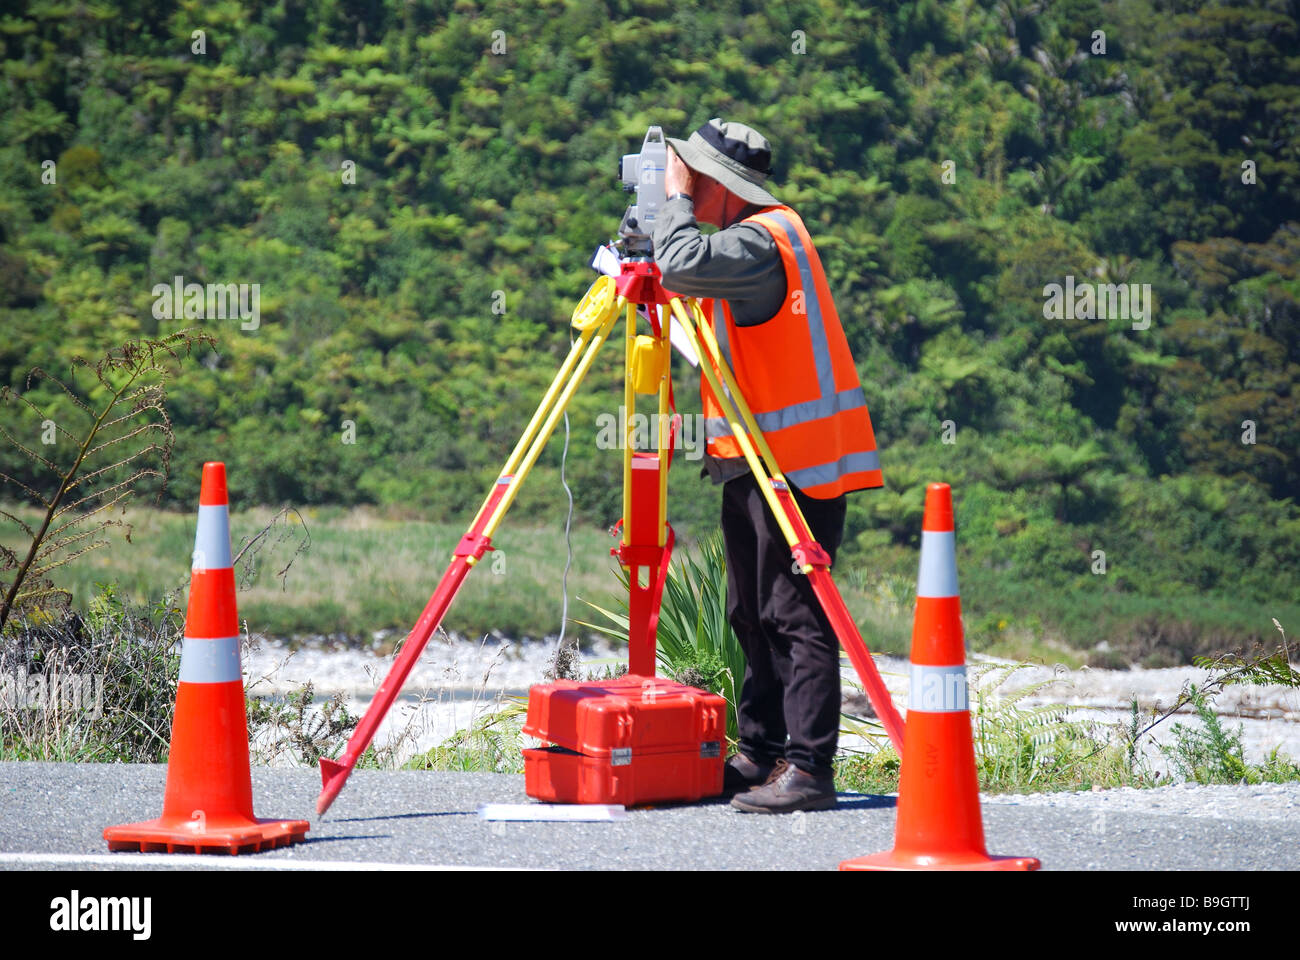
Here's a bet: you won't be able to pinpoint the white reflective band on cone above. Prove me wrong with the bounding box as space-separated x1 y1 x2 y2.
191 504 233 570
916 530 958 598
179 636 242 684
909 663 968 713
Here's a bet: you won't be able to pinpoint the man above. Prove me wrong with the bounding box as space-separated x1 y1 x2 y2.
651 119 884 813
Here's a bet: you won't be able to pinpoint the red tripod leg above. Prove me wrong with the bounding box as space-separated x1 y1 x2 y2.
316 479 509 815
770 482 906 753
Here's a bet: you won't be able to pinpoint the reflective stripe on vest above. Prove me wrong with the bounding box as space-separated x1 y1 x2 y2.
785 449 881 492
699 204 882 497
712 299 737 402
760 210 836 398
704 385 868 439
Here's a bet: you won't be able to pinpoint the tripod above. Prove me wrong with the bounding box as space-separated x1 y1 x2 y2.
316 258 905 814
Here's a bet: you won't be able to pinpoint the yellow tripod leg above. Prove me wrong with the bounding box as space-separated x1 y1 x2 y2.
461 275 623 540
317 279 623 814
622 300 635 541
477 296 624 540
668 298 806 554
656 302 671 546
464 325 592 536
669 296 906 751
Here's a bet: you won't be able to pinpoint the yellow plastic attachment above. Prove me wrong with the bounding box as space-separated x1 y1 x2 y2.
630 335 666 395
572 275 620 332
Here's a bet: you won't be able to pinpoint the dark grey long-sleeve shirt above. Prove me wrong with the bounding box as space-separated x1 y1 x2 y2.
652 196 786 326
652 195 787 483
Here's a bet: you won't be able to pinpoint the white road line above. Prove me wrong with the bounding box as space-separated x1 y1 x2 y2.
0 852 509 871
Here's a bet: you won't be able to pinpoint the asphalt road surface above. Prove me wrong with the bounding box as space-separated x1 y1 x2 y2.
1 762 1296 870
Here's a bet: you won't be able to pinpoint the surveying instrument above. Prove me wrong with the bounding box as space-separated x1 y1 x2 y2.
316 127 904 813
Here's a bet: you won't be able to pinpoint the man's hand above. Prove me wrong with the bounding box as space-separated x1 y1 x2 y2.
665 146 697 198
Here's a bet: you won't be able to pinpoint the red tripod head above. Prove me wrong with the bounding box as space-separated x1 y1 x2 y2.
615 258 680 306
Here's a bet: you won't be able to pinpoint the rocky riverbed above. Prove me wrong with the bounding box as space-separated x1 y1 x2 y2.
241 634 1300 771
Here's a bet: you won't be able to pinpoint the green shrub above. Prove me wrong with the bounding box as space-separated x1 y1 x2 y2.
1 587 182 762
405 697 527 773
577 531 746 745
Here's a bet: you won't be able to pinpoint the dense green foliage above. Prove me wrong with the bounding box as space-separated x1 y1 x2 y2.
2 0 1298 658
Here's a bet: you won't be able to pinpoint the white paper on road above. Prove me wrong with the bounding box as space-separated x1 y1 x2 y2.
477 803 627 822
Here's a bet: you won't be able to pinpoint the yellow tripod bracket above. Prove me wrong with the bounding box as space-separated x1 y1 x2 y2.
631 334 667 394
572 274 620 332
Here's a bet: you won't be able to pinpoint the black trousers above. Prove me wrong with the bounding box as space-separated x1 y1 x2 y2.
721 472 846 779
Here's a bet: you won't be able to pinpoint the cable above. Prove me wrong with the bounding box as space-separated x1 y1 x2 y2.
553 328 577 677
558 406 574 646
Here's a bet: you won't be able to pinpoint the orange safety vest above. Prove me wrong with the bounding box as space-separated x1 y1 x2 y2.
700 204 883 499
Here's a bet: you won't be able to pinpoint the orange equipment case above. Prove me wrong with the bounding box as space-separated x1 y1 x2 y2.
522 674 726 806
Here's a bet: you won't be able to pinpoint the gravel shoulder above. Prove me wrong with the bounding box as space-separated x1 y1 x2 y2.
986 781 1300 822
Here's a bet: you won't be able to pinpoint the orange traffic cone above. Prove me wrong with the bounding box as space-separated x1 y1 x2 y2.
840 483 1039 871
105 462 309 854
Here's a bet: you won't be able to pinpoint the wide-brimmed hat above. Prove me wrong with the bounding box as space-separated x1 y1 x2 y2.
667 118 780 207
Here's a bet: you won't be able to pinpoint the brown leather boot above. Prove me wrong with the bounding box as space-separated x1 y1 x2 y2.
730 760 837 813
720 753 777 798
